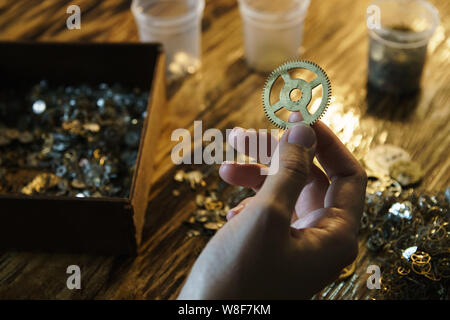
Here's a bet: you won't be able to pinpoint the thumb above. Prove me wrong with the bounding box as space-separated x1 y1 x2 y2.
254 123 317 223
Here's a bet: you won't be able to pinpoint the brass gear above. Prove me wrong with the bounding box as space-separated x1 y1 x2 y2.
262 60 331 129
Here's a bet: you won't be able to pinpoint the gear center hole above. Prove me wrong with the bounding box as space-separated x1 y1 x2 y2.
289 88 302 102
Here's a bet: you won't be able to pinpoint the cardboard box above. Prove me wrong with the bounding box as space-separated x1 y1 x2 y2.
0 42 166 255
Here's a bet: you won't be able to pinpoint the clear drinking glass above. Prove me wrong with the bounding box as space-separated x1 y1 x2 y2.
238 0 310 72
132 0 205 79
367 0 439 93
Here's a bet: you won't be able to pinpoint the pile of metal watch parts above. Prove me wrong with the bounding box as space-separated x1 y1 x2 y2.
0 80 149 198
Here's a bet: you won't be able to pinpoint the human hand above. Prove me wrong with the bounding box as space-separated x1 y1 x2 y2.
178 113 367 299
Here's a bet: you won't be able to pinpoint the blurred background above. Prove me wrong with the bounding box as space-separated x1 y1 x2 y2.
0 0 448 299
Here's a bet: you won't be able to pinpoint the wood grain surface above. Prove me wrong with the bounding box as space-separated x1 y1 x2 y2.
0 0 449 299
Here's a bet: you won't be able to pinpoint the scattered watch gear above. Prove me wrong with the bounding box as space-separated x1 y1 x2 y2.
339 260 356 280
364 144 411 177
262 60 331 129
389 160 424 187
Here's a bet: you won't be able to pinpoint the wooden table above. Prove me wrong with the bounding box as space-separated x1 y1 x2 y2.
0 0 448 299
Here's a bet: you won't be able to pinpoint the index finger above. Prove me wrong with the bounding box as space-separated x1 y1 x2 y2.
289 112 367 228
313 120 367 229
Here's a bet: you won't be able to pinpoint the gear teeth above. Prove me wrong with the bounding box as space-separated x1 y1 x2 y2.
262 60 331 128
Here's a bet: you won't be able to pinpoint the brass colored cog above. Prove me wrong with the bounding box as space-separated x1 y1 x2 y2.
262 60 331 129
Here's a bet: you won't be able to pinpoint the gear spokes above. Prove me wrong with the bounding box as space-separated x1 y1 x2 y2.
262 60 331 129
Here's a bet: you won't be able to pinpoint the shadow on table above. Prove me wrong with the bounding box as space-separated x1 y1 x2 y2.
365 83 420 121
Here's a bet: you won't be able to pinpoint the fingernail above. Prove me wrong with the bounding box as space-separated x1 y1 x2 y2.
221 160 235 165
226 203 244 220
288 112 303 123
287 123 316 148
226 211 236 220
229 127 244 141
230 203 244 213
232 127 244 134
